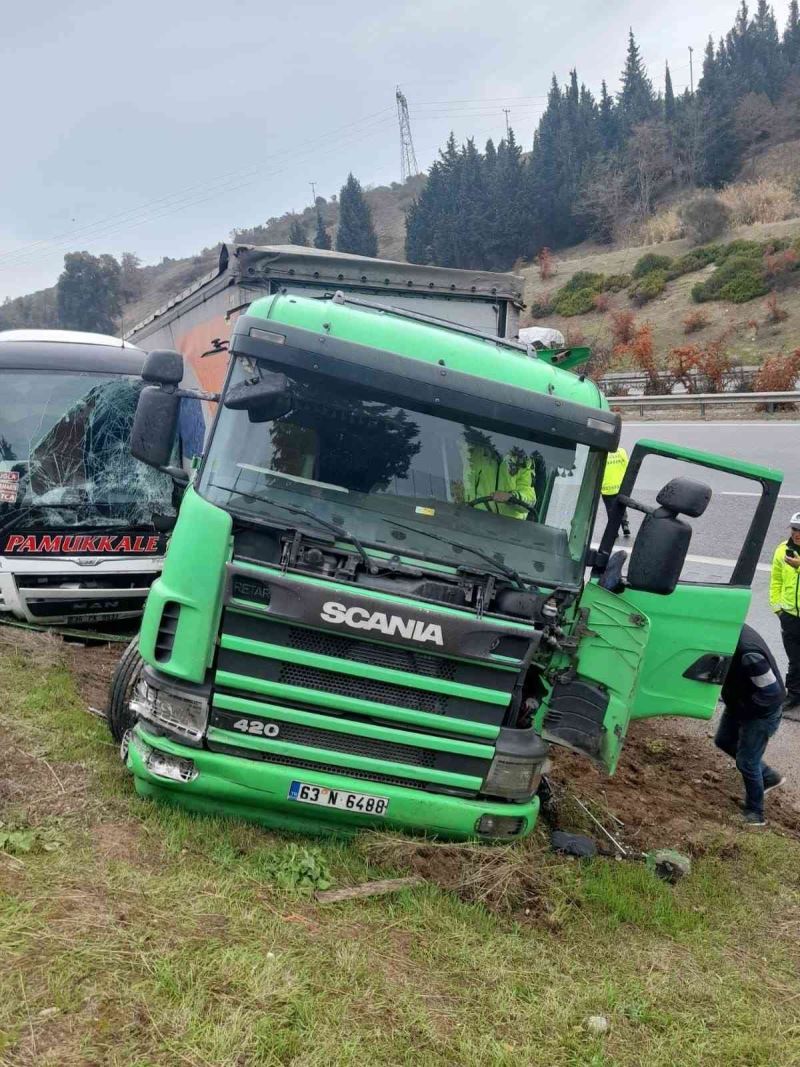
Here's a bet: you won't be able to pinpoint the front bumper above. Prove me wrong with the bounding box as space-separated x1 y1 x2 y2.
127 725 539 841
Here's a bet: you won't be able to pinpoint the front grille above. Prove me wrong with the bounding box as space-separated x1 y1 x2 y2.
285 626 456 680
20 573 157 591
27 596 147 618
206 740 456 793
278 662 448 715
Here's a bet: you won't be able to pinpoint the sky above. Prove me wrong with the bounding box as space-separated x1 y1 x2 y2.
0 0 792 301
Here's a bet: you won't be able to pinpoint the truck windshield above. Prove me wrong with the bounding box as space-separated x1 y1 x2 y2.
0 370 173 531
198 359 604 587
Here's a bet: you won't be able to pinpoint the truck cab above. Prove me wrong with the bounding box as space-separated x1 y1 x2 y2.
0 330 173 627
121 292 781 840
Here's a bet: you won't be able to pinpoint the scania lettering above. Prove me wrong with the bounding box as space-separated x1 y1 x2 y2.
320 601 444 645
0 331 174 626
120 280 781 841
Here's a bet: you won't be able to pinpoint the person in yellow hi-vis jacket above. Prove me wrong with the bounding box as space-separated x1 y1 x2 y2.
601 446 631 538
769 512 800 715
461 429 535 520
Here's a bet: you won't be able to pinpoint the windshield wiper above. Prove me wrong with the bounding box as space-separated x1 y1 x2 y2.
386 518 524 589
209 482 377 575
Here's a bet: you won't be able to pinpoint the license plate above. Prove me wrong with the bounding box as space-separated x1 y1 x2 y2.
288 780 389 816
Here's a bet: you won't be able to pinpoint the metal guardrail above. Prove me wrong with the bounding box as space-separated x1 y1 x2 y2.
611 390 800 416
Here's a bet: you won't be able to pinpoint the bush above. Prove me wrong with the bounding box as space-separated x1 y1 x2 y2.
764 248 800 284
553 287 597 316
537 247 556 281
764 293 789 324
610 309 636 346
753 349 800 392
630 269 668 306
715 239 764 263
602 273 631 292
679 195 732 245
593 292 610 313
562 270 605 294
667 246 720 279
530 294 555 319
692 255 769 304
683 309 710 334
718 178 797 227
632 253 672 279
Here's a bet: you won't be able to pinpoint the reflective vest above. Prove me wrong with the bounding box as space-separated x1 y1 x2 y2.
463 444 535 520
769 541 800 617
601 447 628 497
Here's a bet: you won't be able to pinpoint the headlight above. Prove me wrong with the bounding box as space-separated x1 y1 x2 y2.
130 678 209 743
482 727 551 800
129 732 198 783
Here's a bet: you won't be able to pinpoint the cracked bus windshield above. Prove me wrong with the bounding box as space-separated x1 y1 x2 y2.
0 371 173 530
199 361 603 586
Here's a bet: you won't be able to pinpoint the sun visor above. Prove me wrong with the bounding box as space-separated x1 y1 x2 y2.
230 314 620 452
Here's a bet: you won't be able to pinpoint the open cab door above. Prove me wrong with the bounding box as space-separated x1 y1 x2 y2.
539 439 782 774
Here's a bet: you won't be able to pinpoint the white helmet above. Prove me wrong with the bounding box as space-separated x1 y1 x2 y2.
791 512 800 530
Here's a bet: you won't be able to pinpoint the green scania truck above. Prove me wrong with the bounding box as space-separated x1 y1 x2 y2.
120 288 781 840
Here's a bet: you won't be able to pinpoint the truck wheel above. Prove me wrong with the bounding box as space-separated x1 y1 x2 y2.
107 637 144 743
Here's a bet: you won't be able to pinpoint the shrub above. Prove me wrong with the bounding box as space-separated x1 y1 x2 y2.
764 293 789 324
593 292 610 313
667 246 720 279
530 294 555 319
562 271 605 294
753 349 800 392
683 309 710 334
694 337 733 392
692 255 769 304
553 287 597 316
614 323 664 392
637 207 684 245
715 239 764 263
632 253 672 279
610 309 636 347
679 195 732 245
764 248 800 284
718 178 797 227
630 269 668 306
563 326 587 347
602 273 631 292
667 345 701 390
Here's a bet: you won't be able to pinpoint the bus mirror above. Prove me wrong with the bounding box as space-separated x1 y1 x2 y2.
223 371 292 422
131 386 179 468
626 511 691 595
142 349 184 386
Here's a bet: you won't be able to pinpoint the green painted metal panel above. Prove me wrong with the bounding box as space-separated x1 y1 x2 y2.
634 438 783 484
206 726 483 789
623 584 752 721
247 292 605 411
212 692 494 758
214 668 500 739
138 486 232 682
219 633 509 706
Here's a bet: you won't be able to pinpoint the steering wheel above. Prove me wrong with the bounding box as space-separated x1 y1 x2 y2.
466 494 537 513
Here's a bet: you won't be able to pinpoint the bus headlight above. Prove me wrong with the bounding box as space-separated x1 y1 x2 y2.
130 678 209 743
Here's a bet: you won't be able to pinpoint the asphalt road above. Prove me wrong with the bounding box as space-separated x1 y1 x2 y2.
607 419 800 811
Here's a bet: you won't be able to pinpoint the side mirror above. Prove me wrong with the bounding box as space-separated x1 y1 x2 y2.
223 371 292 423
625 476 711 595
142 349 183 386
131 386 179 468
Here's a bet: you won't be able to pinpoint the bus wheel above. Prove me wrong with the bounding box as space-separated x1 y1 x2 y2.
108 637 144 743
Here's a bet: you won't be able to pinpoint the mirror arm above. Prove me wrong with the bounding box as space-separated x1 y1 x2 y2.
159 465 191 486
176 387 220 403
616 494 656 516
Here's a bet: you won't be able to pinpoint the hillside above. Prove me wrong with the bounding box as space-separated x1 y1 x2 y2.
1 176 423 333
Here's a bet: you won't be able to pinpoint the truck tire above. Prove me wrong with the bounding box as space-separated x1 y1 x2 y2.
107 637 144 743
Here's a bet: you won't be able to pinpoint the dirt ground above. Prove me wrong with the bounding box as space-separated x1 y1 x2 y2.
50 638 800 852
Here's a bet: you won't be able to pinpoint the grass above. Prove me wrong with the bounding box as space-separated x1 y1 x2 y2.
2 633 800 1065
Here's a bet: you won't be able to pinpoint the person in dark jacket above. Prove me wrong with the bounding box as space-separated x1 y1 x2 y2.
714 623 786 826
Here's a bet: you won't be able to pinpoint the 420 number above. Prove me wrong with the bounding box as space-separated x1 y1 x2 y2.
231 718 280 738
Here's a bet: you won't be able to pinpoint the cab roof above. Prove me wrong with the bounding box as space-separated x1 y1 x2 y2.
0 330 144 373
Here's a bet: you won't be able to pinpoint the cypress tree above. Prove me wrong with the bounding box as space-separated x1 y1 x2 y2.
617 29 657 133
288 219 307 245
785 0 800 66
697 36 741 185
598 79 617 149
313 210 332 250
335 173 378 257
664 62 676 123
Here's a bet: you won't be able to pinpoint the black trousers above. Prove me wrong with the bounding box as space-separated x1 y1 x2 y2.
779 611 800 700
602 494 628 527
